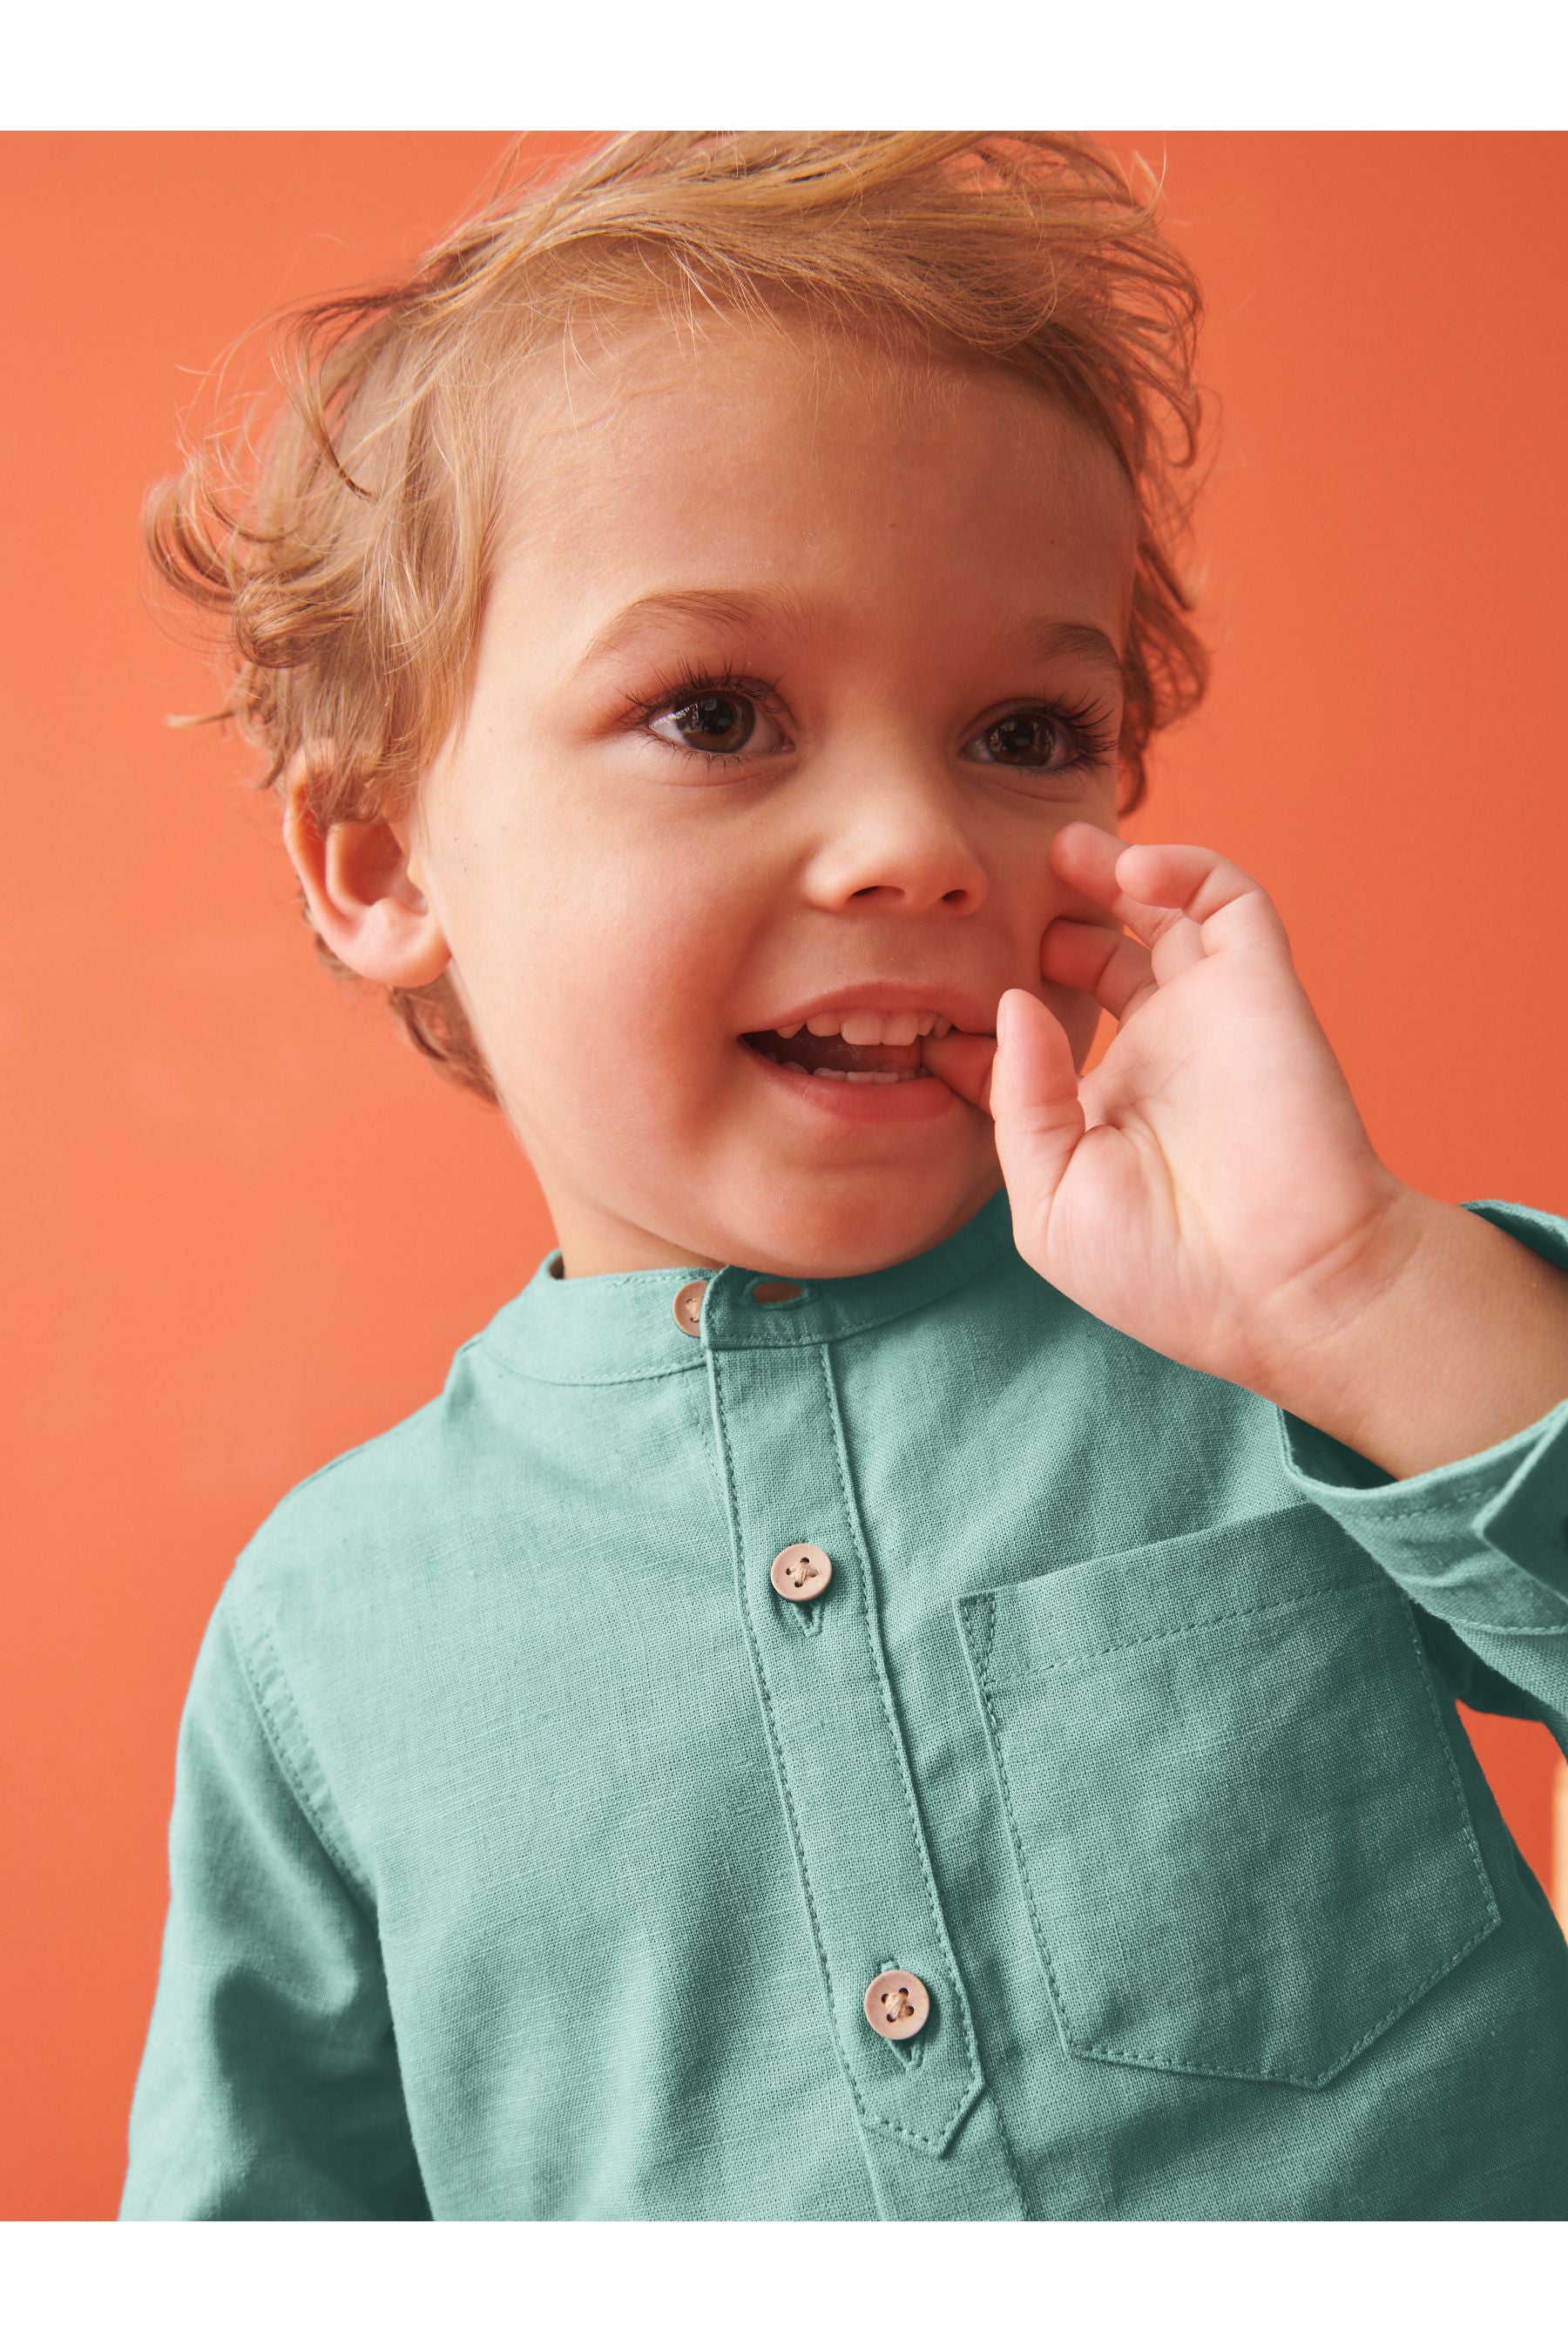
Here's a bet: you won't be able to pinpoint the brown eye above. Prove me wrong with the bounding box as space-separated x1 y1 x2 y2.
660 690 757 757
982 711 1071 767
636 670 789 767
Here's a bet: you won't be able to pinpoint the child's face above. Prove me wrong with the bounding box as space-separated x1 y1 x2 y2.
398 308 1139 1279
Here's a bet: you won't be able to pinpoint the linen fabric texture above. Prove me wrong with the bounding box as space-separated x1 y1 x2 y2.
120 1190 1568 2220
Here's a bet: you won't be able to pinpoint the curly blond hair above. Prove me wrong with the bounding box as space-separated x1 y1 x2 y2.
147 131 1214 1108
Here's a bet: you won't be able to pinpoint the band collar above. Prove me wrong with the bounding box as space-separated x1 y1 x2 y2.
473 1185 1016 1386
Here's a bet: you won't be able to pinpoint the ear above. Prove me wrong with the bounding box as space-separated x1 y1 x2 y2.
282 771 452 990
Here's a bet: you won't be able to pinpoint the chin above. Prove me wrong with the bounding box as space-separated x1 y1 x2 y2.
731 1173 999 1282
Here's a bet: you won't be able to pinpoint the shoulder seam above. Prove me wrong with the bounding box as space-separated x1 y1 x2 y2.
242 1392 450 1519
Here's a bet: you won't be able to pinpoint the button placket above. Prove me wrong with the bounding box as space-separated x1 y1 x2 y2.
703 1309 987 2171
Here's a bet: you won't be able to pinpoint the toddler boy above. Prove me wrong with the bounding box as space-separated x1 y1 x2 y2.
122 131 1568 2221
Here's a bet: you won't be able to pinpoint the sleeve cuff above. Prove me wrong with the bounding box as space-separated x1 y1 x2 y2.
1273 1198 1568 1632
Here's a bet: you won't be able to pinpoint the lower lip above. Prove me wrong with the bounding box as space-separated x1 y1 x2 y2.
738 1038 962 1124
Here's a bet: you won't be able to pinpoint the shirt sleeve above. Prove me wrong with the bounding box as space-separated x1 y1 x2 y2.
119 1581 429 2220
1273 1197 1568 1754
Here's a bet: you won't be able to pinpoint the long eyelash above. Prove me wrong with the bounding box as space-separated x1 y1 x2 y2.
618 661 1121 774
1018 689 1122 770
617 659 787 765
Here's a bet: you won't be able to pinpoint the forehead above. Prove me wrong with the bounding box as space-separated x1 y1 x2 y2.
491 303 1139 638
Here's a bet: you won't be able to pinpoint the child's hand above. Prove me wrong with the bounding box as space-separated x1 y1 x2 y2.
923 821 1420 1395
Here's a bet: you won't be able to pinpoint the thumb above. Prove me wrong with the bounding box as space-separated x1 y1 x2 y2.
918 1024 998 1112
989 987 1085 1234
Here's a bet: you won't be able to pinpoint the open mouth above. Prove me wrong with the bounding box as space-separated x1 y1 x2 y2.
739 1029 931 1085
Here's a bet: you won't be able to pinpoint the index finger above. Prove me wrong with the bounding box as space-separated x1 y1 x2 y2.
1048 822 1285 963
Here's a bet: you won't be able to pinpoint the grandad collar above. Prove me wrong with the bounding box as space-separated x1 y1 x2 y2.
474 1185 1017 1386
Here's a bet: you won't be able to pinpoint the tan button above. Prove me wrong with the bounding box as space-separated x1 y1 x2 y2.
769 1543 833 1601
672 1280 708 1336
865 1969 930 2042
751 1279 803 1305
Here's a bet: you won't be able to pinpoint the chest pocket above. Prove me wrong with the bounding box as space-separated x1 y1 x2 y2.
955 1501 1500 2089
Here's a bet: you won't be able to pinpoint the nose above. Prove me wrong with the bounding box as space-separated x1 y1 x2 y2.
798 740 990 916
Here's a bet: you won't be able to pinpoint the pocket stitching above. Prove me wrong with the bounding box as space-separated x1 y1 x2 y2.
963 1604 1089 2072
961 1581 1503 2089
1061 1905 1503 2088
1395 1589 1503 1939
975 1571 1393 1681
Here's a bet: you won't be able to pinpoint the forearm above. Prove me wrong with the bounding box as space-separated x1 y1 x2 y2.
1250 1189 1568 1482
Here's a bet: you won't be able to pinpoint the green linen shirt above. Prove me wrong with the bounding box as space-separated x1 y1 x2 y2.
121 1188 1568 2221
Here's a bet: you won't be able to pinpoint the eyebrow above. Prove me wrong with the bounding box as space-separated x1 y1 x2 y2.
572 585 1126 689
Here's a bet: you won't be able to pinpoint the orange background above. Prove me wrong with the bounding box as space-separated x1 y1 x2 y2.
3 132 1565 2220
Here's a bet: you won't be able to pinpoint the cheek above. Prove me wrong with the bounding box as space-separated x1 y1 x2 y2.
494 852 744 1105
585 814 763 1004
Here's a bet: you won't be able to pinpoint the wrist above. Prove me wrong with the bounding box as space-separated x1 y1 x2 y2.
1247 1187 1568 1482
1242 1180 1450 1432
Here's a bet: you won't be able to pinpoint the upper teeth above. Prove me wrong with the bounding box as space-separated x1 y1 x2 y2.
771 1010 953 1043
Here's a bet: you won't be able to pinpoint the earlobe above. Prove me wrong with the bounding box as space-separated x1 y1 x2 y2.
282 774 452 990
